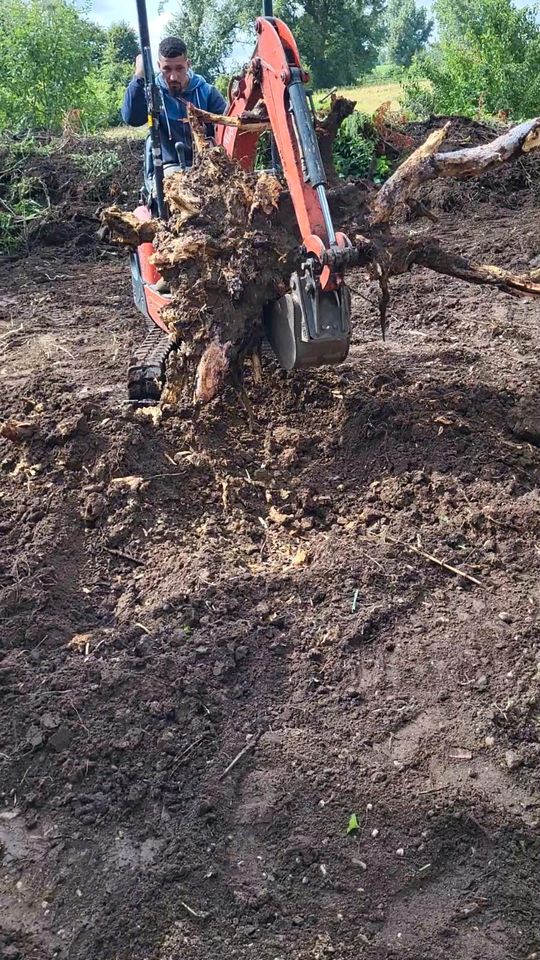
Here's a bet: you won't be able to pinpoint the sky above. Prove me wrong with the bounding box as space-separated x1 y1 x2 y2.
89 0 173 58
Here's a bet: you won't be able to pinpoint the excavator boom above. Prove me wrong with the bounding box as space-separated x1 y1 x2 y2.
216 11 352 369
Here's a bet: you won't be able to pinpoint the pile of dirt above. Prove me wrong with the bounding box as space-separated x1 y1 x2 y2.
0 133 143 256
2 127 540 960
0 127 540 960
404 114 540 212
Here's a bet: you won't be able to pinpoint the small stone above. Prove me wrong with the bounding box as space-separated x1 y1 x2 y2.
352 858 367 871
292 915 304 926
505 749 522 770
25 725 44 749
485 735 495 748
396 847 404 857
40 712 60 731
371 771 386 784
498 611 513 624
371 828 379 838
474 674 489 691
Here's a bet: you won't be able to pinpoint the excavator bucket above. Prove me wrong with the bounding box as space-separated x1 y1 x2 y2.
265 270 351 371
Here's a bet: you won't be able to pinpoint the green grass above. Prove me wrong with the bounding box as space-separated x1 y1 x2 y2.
315 81 403 115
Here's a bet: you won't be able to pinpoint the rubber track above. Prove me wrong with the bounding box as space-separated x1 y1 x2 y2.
127 322 174 403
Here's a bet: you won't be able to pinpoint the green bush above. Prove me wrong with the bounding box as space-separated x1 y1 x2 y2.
80 60 133 131
333 112 377 179
404 0 540 121
0 0 101 132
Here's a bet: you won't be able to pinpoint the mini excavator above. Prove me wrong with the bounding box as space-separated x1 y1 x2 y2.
128 0 356 402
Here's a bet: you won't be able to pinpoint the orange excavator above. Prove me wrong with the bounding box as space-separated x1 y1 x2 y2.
128 0 355 402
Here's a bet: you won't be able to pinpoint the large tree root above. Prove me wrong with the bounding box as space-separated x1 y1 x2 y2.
102 105 540 404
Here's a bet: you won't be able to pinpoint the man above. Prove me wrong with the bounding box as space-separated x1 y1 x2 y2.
121 36 227 175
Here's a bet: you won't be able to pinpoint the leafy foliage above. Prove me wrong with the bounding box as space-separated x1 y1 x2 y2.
405 0 540 121
0 3 142 132
273 0 386 87
105 21 139 64
386 0 433 67
164 0 238 80
0 0 102 131
333 113 376 178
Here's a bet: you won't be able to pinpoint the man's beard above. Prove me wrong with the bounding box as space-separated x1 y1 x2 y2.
168 82 183 93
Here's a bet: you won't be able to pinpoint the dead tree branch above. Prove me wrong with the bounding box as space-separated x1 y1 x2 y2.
408 242 540 298
371 117 540 223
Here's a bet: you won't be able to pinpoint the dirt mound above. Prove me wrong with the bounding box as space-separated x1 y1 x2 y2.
406 114 501 150
0 133 143 256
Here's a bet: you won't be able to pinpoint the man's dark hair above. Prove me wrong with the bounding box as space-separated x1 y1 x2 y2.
158 37 187 59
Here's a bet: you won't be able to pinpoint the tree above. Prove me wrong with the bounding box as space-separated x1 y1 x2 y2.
0 0 100 130
406 0 540 121
274 0 386 87
386 0 432 67
164 0 237 80
105 21 140 64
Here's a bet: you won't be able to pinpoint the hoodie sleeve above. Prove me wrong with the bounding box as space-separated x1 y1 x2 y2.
206 85 227 116
121 77 148 127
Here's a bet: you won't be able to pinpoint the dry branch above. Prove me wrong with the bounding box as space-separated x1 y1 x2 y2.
372 117 540 223
188 102 270 135
408 242 540 298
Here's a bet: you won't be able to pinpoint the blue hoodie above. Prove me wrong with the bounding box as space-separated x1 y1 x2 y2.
121 72 227 168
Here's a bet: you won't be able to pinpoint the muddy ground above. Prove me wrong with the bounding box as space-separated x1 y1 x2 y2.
1 129 540 960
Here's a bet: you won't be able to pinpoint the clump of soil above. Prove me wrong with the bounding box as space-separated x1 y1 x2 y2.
0 133 143 255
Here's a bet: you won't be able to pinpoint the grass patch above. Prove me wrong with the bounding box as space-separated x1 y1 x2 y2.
315 81 403 115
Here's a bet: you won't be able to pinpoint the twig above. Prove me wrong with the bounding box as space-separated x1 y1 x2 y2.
103 546 145 566
170 735 209 775
180 900 209 920
220 733 262 780
382 533 482 586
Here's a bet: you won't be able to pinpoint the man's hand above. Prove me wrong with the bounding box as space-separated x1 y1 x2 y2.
135 54 144 79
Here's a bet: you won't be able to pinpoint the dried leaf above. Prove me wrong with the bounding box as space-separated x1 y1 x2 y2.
268 506 289 526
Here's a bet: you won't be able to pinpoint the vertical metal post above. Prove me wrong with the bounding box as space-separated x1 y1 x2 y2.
135 0 167 219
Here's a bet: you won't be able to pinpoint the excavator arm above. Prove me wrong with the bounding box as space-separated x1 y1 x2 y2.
216 10 353 370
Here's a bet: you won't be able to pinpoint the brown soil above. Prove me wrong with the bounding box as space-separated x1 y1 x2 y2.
2 131 540 960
